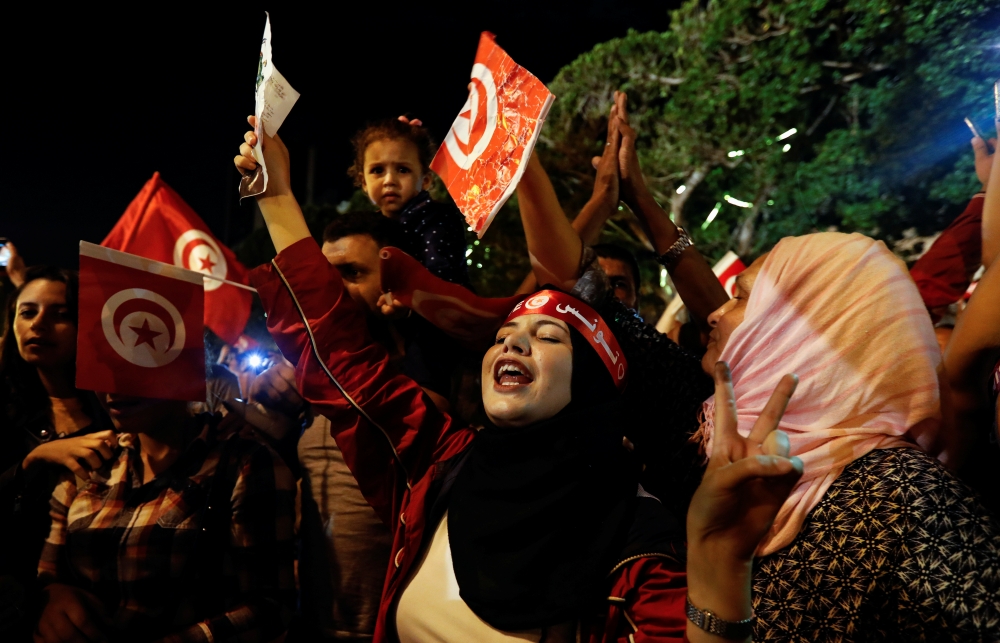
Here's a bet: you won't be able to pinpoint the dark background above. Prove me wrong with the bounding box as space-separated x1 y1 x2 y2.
4 2 678 270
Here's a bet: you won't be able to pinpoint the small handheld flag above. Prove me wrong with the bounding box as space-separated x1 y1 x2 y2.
103 173 252 345
77 242 206 402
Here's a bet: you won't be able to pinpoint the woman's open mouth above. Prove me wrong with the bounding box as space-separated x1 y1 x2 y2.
494 358 534 389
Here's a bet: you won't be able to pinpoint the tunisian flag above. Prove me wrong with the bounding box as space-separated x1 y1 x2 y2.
102 173 252 344
380 246 522 347
712 251 747 298
77 242 206 402
432 32 555 238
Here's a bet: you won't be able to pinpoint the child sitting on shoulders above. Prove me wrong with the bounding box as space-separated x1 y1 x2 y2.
348 117 470 286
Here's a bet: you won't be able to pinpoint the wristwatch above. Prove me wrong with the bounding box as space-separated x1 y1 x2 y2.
685 594 754 640
655 226 694 271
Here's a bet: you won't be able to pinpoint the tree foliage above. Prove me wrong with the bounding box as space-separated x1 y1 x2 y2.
542 0 1000 262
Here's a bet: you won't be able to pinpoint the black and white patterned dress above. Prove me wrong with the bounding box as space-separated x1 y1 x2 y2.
752 447 1000 642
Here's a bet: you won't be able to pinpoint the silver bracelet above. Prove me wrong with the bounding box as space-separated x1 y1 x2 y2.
655 226 694 271
685 594 754 640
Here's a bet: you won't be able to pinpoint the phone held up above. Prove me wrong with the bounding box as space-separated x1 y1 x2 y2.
0 238 10 268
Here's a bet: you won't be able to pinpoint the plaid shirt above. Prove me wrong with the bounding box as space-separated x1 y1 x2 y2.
38 418 296 643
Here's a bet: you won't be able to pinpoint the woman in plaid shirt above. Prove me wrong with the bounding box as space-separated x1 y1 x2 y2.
34 393 296 643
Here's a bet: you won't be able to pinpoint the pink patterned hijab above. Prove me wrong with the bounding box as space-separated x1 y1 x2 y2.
699 232 941 556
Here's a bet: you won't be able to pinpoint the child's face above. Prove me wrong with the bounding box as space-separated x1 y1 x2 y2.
362 138 432 216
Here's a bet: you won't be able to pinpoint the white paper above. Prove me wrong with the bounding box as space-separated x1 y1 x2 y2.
240 12 300 198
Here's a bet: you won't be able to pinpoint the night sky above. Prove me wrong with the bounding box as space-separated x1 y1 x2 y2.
5 2 677 270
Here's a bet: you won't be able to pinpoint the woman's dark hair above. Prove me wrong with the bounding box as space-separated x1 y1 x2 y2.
348 118 437 188
0 266 79 427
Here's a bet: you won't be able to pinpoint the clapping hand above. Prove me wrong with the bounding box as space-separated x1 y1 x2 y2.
589 95 622 207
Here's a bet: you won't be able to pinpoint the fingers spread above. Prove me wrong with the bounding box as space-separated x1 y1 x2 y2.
710 361 739 459
747 373 798 444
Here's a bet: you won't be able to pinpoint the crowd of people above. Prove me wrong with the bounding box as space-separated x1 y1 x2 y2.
1 84 999 643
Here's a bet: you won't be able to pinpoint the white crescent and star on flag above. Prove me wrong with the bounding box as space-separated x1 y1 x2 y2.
442 63 498 170
173 230 228 291
101 289 187 368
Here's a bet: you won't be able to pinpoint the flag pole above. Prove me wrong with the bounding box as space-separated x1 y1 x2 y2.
201 273 258 293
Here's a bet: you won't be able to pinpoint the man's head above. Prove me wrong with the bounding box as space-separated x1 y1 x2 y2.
593 244 641 310
321 213 407 314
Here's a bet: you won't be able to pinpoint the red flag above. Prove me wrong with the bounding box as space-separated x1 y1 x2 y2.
380 247 522 347
431 32 555 238
712 251 747 298
77 242 206 402
102 172 252 344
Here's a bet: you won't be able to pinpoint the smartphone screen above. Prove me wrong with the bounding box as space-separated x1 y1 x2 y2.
0 243 9 268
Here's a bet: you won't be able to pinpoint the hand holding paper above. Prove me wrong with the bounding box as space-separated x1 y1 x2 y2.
239 12 300 199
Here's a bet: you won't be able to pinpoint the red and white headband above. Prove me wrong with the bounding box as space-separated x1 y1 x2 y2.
505 290 628 389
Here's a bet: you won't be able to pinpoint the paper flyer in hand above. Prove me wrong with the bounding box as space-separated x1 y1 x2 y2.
431 32 555 238
239 12 300 199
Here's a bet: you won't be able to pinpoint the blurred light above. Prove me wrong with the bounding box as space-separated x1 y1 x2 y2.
724 195 753 208
246 352 264 369
660 267 668 288
465 247 474 257
777 128 797 141
476 263 483 268
782 143 791 152
767 199 775 206
467 259 473 265
727 150 745 158
701 203 722 230
618 205 624 211
474 240 480 246
675 185 687 195
467 226 474 232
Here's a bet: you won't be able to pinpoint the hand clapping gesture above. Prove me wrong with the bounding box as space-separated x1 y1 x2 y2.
684 362 803 642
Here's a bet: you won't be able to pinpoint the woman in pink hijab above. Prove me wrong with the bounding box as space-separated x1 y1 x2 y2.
699 232 1000 642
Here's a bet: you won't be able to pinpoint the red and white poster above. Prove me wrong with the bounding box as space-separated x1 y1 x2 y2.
102 172 253 345
712 251 747 297
432 32 555 238
77 242 207 402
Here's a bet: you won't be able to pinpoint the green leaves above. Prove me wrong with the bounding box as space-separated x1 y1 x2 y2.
539 0 999 266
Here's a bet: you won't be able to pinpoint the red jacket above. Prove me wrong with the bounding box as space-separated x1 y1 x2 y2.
910 193 984 311
252 238 689 642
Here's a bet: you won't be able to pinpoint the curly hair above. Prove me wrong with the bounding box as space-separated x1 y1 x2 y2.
348 118 437 188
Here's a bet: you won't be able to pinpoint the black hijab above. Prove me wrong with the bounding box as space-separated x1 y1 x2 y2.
447 327 641 631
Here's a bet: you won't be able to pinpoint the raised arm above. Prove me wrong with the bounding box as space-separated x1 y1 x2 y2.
515 108 624 296
615 93 729 330
236 121 473 527
234 116 310 253
250 238 473 526
515 152 583 289
977 124 999 269
941 237 1000 450
572 104 625 246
